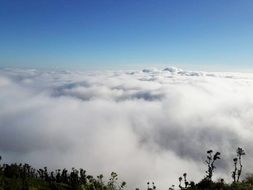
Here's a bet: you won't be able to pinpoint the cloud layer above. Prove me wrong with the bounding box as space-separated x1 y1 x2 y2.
1 67 253 189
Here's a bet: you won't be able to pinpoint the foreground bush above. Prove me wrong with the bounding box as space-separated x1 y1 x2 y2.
0 148 251 190
0 157 126 190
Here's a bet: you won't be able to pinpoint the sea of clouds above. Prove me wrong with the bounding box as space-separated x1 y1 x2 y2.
1 67 253 189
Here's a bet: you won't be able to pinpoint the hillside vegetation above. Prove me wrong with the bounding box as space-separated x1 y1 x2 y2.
0 148 253 190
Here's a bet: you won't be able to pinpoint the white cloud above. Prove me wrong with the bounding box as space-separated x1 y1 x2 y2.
1 68 253 189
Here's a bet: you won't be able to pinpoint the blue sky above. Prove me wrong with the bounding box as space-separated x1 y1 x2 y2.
0 0 253 71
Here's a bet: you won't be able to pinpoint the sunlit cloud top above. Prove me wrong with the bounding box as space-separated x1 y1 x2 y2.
1 67 253 189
